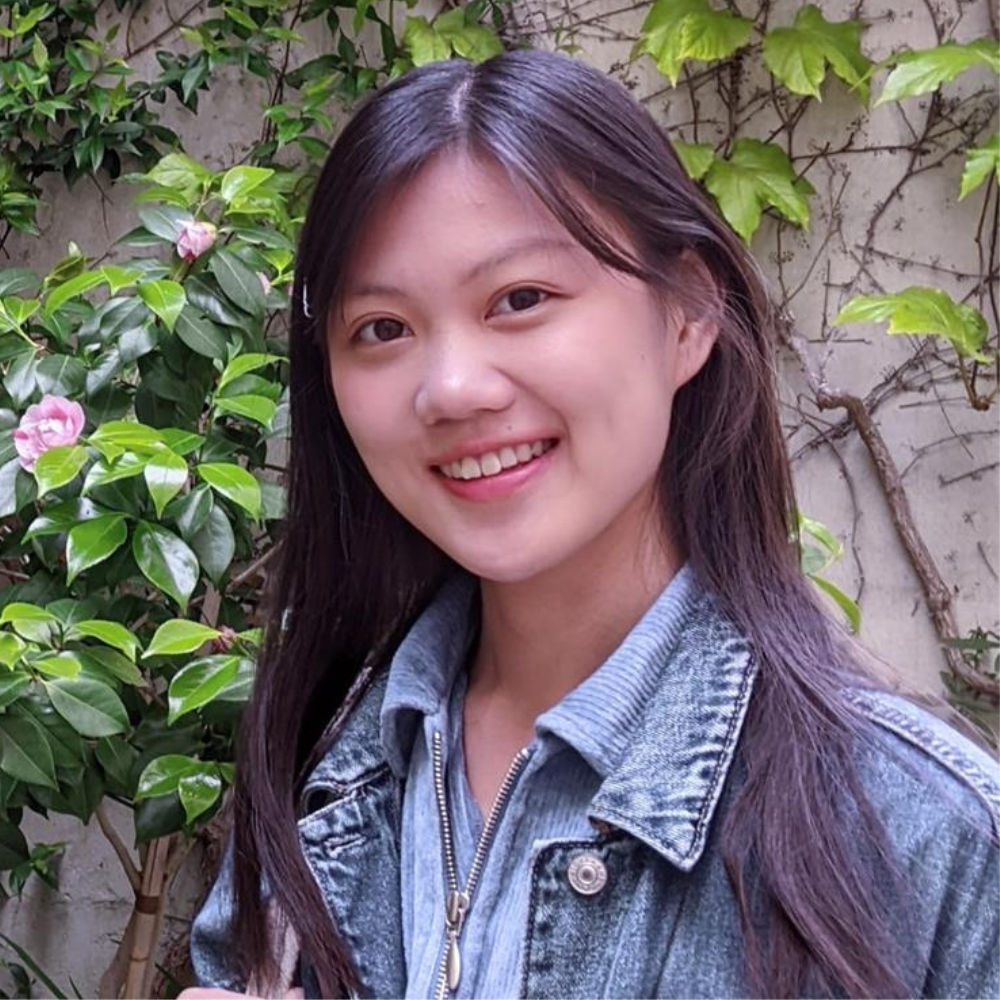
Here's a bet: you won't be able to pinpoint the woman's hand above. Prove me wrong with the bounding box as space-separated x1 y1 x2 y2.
177 989 304 999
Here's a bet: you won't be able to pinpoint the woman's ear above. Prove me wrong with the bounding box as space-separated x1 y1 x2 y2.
672 250 721 389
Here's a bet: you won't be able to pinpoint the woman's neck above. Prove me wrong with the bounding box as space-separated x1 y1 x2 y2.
469 507 684 728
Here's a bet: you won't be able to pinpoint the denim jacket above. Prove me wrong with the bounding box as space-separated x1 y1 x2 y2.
191 585 1000 999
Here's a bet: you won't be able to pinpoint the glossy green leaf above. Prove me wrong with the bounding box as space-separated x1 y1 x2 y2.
213 394 276 427
175 307 229 360
704 139 813 242
88 420 165 456
178 770 222 823
959 134 999 200
0 818 30 870
24 497 106 541
143 449 188 518
637 0 753 85
169 484 214 541
877 38 999 105
66 514 127 583
138 280 186 333
100 265 143 294
144 619 221 658
45 677 129 737
45 271 106 315
67 620 140 661
0 457 21 519
159 428 205 457
217 352 280 393
83 453 150 493
0 675 30 711
144 153 212 202
0 604 58 627
673 141 715 181
77 647 144 686
32 652 83 679
433 10 503 63
33 445 89 497
137 204 194 241
168 655 239 723
36 355 87 397
0 633 27 668
763 6 871 102
136 753 207 798
0 714 57 788
132 522 199 610
220 166 274 204
190 505 235 584
209 250 266 318
834 286 991 362
196 462 261 518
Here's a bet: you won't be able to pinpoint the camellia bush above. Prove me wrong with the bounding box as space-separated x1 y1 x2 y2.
0 0 995 995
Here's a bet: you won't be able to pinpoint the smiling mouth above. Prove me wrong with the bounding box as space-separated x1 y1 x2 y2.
434 439 558 481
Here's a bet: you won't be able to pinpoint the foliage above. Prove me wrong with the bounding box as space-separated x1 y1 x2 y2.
0 0 996 993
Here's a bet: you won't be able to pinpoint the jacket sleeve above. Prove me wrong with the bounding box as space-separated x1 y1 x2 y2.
920 810 1000 1000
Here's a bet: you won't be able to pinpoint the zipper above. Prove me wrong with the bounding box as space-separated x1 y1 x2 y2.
431 729 532 1000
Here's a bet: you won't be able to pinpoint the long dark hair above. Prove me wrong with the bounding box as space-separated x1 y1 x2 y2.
231 50 909 998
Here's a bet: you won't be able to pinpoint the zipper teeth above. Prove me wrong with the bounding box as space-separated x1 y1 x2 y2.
432 731 459 891
431 730 532 1000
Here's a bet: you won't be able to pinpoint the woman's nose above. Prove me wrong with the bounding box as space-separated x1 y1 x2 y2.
413 332 514 424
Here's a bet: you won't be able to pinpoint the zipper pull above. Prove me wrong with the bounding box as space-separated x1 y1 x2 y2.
444 890 469 991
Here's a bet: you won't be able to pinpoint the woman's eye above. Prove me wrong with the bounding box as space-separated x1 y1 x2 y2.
353 317 411 344
492 287 548 315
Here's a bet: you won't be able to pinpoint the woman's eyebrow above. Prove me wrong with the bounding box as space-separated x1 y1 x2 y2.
344 237 578 300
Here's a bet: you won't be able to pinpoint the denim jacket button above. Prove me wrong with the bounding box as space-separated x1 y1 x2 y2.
568 853 608 896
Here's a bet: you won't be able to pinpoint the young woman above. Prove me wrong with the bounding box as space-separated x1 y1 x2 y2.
185 50 999 1000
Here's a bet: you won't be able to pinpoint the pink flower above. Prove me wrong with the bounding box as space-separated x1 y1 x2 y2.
175 220 217 262
211 626 238 654
14 395 86 472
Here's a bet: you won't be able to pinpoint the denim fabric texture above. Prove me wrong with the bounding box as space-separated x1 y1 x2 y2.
190 568 1000 999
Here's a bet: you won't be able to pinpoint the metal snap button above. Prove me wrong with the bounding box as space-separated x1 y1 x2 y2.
567 852 608 896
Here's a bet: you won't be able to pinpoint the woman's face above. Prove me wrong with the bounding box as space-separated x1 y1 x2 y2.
327 152 713 583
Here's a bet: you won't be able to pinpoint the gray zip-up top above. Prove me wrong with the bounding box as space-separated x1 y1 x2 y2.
191 569 1000 998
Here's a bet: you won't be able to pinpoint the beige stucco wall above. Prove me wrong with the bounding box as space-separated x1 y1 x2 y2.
1 0 997 994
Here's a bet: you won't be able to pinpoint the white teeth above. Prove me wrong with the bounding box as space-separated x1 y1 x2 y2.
437 439 555 480
480 452 502 476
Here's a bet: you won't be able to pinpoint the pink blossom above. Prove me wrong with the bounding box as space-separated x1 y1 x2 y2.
211 625 238 654
175 220 217 262
14 395 86 472
257 272 272 296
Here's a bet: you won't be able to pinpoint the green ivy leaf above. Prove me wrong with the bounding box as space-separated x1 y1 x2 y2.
143 449 188 518
144 619 221 658
834 286 991 362
209 250 266 319
877 38 999 105
33 445 89 497
0 714 57 788
704 138 813 242
220 166 274 204
959 134 999 200
178 770 222 823
138 280 186 333
67 620 140 661
66 514 128 583
167 655 240 723
763 5 871 102
45 677 129 737
673 140 716 180
196 462 261 518
402 16 452 65
132 522 200 610
637 0 753 86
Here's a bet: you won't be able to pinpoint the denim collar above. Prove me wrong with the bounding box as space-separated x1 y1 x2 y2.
303 570 757 871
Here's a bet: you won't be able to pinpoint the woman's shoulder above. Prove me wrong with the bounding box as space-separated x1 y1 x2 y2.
845 686 999 843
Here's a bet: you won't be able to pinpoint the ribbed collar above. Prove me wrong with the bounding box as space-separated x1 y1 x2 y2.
379 565 704 782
